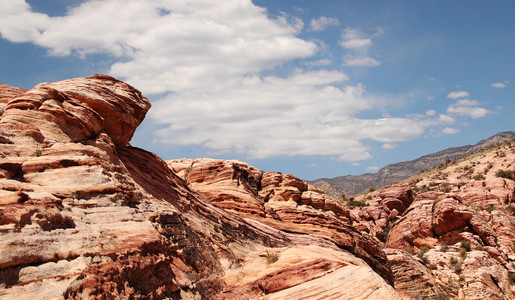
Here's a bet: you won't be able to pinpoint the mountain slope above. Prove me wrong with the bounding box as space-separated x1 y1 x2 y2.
311 131 515 197
349 139 515 299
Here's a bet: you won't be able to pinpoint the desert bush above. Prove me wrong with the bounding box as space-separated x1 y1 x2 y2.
417 246 430 264
460 248 467 260
509 272 515 284
485 205 496 213
454 262 463 274
450 256 458 266
506 204 515 215
496 150 506 157
265 250 279 264
347 200 367 207
473 174 485 181
496 169 515 181
383 223 392 240
460 241 471 251
440 182 452 193
440 241 448 252
435 292 449 300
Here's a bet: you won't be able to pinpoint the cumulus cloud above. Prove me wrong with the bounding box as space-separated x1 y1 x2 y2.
382 143 398 149
343 56 381 67
339 27 372 49
366 166 379 171
491 82 506 88
0 0 426 162
310 16 339 31
447 91 470 99
425 109 437 116
447 99 490 119
442 127 460 134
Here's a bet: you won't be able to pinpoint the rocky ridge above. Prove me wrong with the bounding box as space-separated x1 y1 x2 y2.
1 75 513 300
0 76 407 299
350 140 515 299
312 131 515 197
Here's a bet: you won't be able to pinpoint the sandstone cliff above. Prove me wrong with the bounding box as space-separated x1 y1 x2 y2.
0 76 407 299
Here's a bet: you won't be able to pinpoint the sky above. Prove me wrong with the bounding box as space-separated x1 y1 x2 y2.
0 0 513 180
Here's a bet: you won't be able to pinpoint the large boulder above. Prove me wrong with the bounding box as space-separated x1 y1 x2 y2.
0 75 150 146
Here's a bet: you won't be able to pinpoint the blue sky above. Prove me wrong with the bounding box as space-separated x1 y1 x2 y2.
0 0 513 180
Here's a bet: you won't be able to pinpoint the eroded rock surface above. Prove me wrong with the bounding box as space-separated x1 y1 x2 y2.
377 144 515 299
168 158 392 284
0 77 406 299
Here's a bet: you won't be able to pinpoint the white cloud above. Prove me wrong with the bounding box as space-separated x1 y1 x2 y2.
0 0 427 162
366 166 379 171
438 114 455 124
343 56 381 67
447 91 470 99
447 100 490 119
455 99 481 106
310 16 339 31
425 109 437 116
382 143 398 149
442 127 460 134
339 27 371 49
491 82 506 88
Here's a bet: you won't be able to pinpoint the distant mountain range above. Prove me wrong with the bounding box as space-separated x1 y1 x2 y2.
310 131 515 197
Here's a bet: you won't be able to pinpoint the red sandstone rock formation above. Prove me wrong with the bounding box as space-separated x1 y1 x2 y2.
168 158 393 286
0 76 407 299
380 144 515 299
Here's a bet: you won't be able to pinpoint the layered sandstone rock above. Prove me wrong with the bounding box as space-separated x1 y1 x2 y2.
0 77 406 299
168 158 392 284
380 144 515 299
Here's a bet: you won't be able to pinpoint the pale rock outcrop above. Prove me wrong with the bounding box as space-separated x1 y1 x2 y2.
354 183 413 242
0 77 404 299
169 158 393 285
379 183 414 214
384 248 441 299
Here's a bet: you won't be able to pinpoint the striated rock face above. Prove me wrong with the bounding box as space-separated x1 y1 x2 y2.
377 143 515 299
0 77 407 299
168 158 393 286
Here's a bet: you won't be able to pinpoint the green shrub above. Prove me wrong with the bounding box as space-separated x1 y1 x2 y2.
265 250 279 264
454 262 463 274
383 223 392 240
460 248 467 260
460 241 471 251
435 292 449 300
347 200 366 207
440 241 448 252
485 205 496 213
509 272 515 284
417 246 430 264
496 169 515 181
473 174 486 181
440 182 452 193
506 205 515 215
